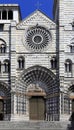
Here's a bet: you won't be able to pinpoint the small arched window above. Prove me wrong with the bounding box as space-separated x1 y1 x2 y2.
0 39 6 53
70 39 74 53
51 57 57 69
2 10 7 20
0 44 6 53
70 43 74 53
72 21 74 30
4 60 10 73
69 85 74 92
8 10 13 20
18 57 24 69
65 59 72 72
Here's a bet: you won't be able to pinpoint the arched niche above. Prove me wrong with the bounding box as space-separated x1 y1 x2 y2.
8 10 13 20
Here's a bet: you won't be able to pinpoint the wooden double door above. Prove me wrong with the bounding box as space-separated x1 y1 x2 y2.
29 96 45 120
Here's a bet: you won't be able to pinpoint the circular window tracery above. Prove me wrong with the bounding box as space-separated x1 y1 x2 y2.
33 35 43 44
26 26 51 52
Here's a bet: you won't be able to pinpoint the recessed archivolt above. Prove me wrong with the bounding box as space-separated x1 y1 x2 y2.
17 65 59 95
0 81 10 97
67 82 74 90
16 66 59 120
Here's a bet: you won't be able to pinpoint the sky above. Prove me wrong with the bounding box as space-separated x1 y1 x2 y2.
0 0 54 20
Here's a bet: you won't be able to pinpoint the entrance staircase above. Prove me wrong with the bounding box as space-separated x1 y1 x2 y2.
0 121 73 130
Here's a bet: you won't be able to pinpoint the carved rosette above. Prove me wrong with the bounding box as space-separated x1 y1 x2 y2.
25 26 51 52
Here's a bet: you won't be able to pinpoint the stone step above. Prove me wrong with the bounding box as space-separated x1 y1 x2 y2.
0 121 72 130
0 129 69 130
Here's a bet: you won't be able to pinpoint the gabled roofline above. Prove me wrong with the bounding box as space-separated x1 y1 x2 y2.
37 9 54 23
17 9 55 26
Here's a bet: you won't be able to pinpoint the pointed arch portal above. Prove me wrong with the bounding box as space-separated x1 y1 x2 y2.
17 65 59 121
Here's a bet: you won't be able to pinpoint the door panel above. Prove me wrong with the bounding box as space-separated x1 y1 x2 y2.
0 100 4 120
72 99 74 112
29 96 45 120
29 97 38 120
38 97 45 120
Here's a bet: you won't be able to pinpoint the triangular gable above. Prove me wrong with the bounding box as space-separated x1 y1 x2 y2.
17 10 56 29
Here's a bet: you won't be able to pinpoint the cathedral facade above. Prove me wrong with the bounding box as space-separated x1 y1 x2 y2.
0 0 74 121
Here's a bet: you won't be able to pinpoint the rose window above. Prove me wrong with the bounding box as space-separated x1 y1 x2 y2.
26 26 51 51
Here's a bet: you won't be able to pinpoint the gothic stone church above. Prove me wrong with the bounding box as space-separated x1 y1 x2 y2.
0 0 74 121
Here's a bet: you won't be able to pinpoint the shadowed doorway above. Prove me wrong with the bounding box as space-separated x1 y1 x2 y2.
0 99 4 120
